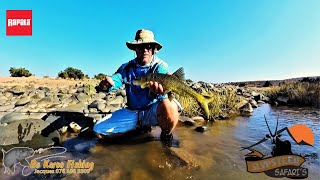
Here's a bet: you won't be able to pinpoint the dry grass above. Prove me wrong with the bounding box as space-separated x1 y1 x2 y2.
178 89 241 120
266 82 320 107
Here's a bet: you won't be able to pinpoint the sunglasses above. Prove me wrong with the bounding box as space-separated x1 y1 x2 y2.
136 44 154 50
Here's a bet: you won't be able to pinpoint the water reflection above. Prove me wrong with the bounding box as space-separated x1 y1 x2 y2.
53 104 320 179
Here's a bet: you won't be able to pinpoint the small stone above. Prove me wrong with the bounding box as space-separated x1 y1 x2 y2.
253 94 264 102
277 96 289 105
107 96 124 105
218 113 230 120
97 103 106 111
58 126 68 134
89 100 99 108
36 97 52 108
100 106 111 113
0 104 15 112
28 112 47 119
34 90 46 99
242 92 252 98
0 99 7 106
4 92 13 99
194 126 208 133
179 116 196 126
89 108 98 113
15 96 31 106
84 109 90 114
76 93 90 102
191 116 206 125
105 94 116 101
56 102 86 113
69 122 81 133
248 99 258 108
87 114 103 121
94 92 106 100
0 96 7 104
240 102 253 114
76 87 84 93
68 89 77 94
251 91 259 96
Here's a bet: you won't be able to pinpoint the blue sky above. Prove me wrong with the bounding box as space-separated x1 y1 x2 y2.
1 0 319 83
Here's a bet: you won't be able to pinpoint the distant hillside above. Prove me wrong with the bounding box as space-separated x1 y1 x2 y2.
225 76 320 87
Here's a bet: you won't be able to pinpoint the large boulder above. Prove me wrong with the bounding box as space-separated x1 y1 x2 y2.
0 112 29 124
9 85 27 95
0 118 60 150
240 102 253 116
277 96 289 105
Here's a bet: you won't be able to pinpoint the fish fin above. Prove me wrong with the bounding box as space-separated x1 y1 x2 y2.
172 67 185 81
168 92 175 101
178 96 189 110
141 82 149 89
19 159 29 166
197 95 215 120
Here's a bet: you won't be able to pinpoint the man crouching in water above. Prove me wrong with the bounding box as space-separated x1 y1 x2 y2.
94 29 182 145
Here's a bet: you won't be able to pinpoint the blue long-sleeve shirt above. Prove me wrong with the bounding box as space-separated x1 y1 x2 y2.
108 55 169 110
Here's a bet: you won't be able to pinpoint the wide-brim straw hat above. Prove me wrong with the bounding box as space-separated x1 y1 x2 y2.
126 29 163 51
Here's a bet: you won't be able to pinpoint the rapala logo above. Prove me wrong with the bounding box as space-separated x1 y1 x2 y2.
6 10 32 36
7 19 31 27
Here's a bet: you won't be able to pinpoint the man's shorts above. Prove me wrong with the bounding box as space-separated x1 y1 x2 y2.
93 99 182 135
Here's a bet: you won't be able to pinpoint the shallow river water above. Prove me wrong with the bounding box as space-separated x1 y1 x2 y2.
2 104 320 179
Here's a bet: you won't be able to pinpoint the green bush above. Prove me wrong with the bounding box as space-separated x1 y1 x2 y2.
58 67 84 79
9 67 32 77
94 73 107 80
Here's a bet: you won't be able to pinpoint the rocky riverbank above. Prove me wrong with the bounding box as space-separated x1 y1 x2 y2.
0 77 269 150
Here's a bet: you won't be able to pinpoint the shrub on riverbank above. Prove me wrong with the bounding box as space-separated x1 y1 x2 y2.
58 67 85 80
9 67 33 77
94 73 107 80
266 82 320 107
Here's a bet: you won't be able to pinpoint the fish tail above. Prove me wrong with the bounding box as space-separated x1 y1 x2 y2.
196 95 214 119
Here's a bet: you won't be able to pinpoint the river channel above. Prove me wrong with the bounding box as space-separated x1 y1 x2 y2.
4 104 320 179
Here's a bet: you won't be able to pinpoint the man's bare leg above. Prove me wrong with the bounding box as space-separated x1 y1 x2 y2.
157 98 179 140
